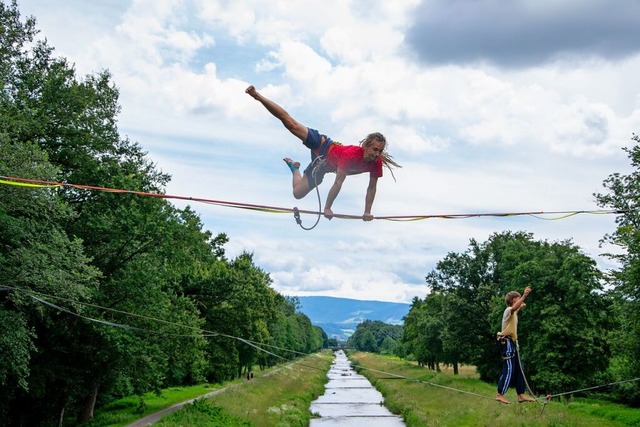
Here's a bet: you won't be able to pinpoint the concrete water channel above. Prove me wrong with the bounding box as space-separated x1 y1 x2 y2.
310 350 405 426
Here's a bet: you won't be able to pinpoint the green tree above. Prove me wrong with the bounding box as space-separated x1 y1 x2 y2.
357 329 378 352
402 293 444 371
0 134 100 424
267 295 325 366
186 252 282 381
417 231 610 394
379 336 397 355
348 320 402 353
594 134 640 405
425 239 498 375
1 3 219 422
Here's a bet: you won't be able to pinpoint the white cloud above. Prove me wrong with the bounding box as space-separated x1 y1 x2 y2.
16 0 638 305
196 0 256 42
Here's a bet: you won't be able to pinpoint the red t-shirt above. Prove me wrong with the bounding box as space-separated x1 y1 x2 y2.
325 145 383 178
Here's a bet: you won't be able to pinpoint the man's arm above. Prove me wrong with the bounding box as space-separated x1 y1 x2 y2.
363 175 378 221
323 169 347 219
511 286 532 313
245 85 308 142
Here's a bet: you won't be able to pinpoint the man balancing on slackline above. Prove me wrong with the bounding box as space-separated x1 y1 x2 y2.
245 85 401 221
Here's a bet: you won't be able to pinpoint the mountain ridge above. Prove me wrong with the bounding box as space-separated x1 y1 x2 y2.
295 295 411 341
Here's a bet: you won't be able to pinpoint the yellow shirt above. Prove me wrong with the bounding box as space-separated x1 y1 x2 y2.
500 307 518 341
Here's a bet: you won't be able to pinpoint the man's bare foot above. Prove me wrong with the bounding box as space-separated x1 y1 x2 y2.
518 395 536 403
283 158 300 172
496 394 511 405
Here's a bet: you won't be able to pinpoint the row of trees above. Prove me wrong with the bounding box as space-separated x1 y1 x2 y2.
400 138 640 406
0 2 325 425
403 232 610 388
348 320 403 354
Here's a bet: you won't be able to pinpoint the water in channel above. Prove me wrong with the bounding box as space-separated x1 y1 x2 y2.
309 350 406 426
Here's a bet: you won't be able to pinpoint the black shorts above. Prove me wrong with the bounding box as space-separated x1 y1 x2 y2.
304 161 328 189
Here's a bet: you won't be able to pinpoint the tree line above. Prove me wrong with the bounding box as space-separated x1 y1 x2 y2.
347 320 403 354
0 2 325 425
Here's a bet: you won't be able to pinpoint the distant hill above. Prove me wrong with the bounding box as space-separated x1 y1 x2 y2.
295 296 411 341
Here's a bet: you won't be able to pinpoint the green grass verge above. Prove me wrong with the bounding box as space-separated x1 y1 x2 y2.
348 352 640 427
78 383 224 427
155 399 252 427
566 399 640 427
82 351 333 427
196 352 333 426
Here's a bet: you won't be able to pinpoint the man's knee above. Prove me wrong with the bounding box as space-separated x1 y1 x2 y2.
293 182 311 199
282 118 307 141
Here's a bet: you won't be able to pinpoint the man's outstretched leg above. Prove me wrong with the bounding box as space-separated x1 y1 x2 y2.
246 85 308 142
283 158 311 199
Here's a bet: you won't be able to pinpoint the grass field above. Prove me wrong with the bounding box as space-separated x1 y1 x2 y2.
155 352 334 426
82 350 640 426
81 351 333 427
348 352 640 427
78 383 225 426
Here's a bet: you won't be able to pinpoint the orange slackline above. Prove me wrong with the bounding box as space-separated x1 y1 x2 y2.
0 175 628 222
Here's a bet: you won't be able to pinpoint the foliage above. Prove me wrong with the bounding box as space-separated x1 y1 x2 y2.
0 2 329 425
404 231 611 396
348 320 403 354
0 115 100 424
402 295 444 370
594 134 640 406
75 385 219 427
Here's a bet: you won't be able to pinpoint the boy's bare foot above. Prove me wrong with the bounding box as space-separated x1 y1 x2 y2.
518 395 536 403
496 394 511 405
283 158 300 172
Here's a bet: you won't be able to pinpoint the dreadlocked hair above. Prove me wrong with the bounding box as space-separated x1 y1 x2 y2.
359 132 402 181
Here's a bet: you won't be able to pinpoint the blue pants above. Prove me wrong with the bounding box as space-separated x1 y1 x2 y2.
497 338 525 395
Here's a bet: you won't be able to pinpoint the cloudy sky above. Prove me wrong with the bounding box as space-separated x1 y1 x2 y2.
14 0 640 303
